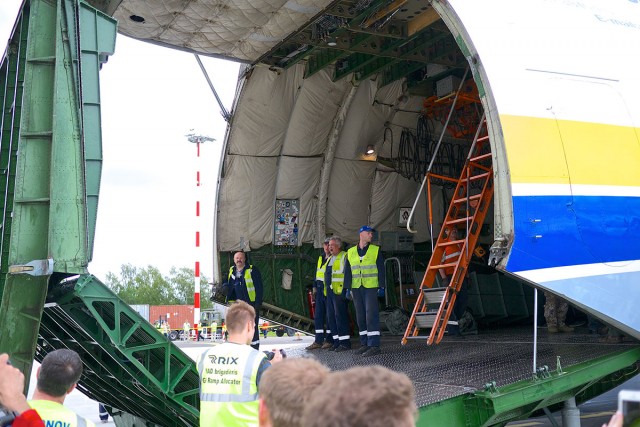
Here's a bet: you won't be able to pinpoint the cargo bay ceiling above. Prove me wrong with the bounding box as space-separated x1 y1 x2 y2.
88 0 483 251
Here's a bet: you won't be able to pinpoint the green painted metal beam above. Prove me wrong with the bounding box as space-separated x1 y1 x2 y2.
280 0 392 69
417 346 640 427
41 274 200 426
380 38 462 87
0 0 116 379
304 32 374 78
353 30 451 82
0 7 28 298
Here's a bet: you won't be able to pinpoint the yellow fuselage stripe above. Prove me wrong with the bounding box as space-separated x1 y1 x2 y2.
500 114 640 188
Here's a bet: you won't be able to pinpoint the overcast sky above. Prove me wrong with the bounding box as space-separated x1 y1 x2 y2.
1 1 240 283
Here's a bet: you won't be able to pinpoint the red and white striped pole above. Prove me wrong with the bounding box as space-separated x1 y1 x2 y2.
187 132 213 341
194 140 201 341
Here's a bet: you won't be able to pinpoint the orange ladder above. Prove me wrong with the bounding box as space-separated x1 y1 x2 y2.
402 118 493 345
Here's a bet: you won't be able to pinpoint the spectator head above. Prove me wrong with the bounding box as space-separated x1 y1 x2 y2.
301 366 417 427
259 358 329 427
36 349 83 398
226 300 256 338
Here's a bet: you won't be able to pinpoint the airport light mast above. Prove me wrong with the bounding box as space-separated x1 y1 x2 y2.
186 132 214 340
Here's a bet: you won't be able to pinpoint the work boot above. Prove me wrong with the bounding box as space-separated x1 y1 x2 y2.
334 345 350 353
354 345 369 354
362 346 381 357
305 342 323 350
547 326 559 333
321 342 334 349
558 324 574 333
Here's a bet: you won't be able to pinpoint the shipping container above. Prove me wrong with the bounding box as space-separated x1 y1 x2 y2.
129 304 149 322
149 305 195 332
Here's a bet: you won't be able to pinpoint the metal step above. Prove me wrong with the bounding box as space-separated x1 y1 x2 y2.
423 288 447 305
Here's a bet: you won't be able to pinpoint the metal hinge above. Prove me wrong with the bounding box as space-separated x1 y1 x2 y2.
8 258 54 276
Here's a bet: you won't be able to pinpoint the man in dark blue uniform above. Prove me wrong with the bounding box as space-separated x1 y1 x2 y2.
345 226 385 357
306 238 334 350
222 251 264 350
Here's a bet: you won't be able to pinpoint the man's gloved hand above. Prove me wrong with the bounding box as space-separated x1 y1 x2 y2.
377 287 385 298
344 289 353 301
220 282 229 296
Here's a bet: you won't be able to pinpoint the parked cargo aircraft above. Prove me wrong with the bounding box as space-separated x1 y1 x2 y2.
1 0 639 426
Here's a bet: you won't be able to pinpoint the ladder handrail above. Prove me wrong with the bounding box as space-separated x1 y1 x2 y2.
385 257 403 308
465 112 486 258
406 67 470 237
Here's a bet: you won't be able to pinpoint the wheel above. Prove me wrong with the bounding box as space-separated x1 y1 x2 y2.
286 328 295 337
275 328 285 337
168 330 179 341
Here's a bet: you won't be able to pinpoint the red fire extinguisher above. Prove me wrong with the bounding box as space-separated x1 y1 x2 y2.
307 288 315 318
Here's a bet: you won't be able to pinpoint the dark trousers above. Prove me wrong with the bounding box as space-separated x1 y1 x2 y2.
352 287 381 347
99 403 108 422
314 287 333 344
328 287 351 348
326 288 339 345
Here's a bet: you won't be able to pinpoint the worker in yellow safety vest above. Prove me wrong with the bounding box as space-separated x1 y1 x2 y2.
345 225 385 357
183 321 191 341
325 236 351 351
221 251 264 350
305 237 335 351
198 301 282 427
28 349 95 427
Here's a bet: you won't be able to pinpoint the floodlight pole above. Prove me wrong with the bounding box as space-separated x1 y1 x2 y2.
187 133 214 340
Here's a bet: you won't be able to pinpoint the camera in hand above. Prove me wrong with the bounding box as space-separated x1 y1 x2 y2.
0 404 17 427
619 390 640 427
263 349 286 361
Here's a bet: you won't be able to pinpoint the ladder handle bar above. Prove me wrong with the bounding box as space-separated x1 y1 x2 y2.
407 67 470 235
464 111 487 259
385 257 402 308
427 67 470 174
427 178 433 253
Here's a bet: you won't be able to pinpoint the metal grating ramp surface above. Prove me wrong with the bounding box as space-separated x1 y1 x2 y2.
287 327 639 407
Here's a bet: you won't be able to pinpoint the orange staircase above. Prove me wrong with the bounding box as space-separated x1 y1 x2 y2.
402 118 493 345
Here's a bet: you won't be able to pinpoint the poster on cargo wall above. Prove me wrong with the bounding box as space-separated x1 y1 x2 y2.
274 199 299 246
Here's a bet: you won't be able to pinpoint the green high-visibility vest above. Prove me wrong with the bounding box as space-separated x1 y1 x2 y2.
347 244 380 289
198 343 265 427
228 266 256 302
330 252 347 295
316 255 329 296
29 399 95 427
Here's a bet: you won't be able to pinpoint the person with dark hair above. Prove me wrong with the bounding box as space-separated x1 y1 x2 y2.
258 358 329 427
301 365 417 427
0 353 45 427
198 301 282 427
28 349 95 427
222 251 264 350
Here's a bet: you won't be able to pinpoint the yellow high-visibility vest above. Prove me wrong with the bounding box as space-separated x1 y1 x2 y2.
347 245 380 289
330 252 347 295
29 399 95 427
227 266 256 302
198 343 265 427
316 255 329 296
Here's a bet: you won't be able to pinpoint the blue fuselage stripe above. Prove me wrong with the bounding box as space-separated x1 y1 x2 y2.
506 194 640 272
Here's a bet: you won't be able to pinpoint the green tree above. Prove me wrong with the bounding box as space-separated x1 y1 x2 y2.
106 264 212 308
